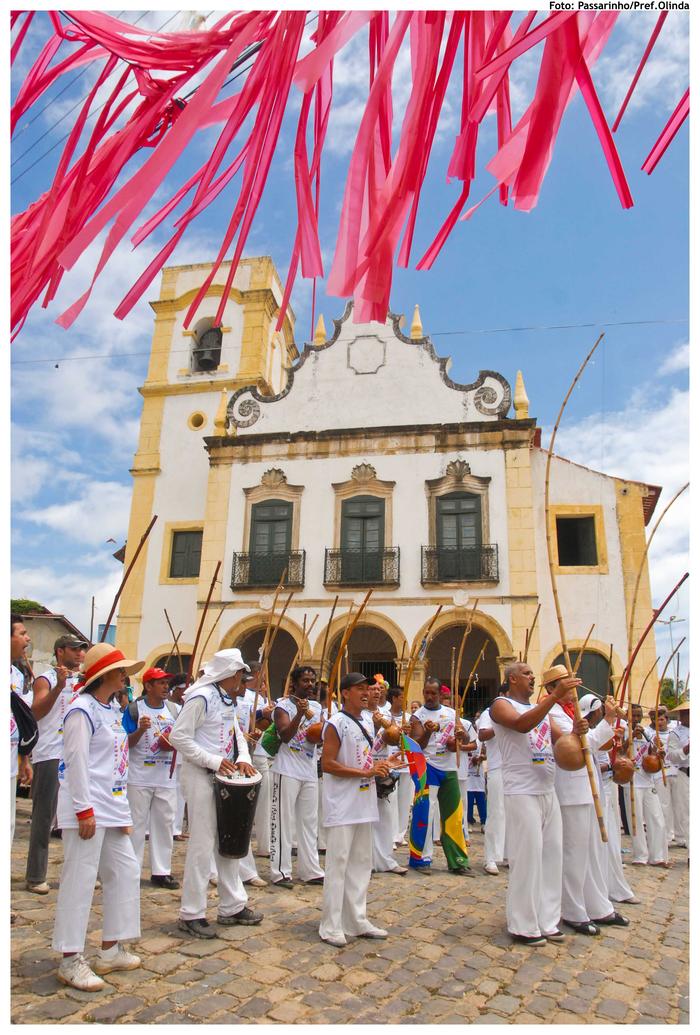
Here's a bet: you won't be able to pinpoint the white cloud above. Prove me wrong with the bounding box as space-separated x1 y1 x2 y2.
11 562 124 640
658 342 689 375
21 480 133 546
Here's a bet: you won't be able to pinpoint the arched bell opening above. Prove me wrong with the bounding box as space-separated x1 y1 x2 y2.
425 626 500 719
191 317 222 373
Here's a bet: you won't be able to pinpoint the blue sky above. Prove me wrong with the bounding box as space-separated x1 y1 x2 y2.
10 8 690 678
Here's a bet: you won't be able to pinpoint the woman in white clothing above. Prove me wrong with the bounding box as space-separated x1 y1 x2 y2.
52 643 144 992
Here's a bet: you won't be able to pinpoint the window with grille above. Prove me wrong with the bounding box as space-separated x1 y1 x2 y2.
436 492 482 580
249 500 292 585
340 496 385 582
169 530 203 578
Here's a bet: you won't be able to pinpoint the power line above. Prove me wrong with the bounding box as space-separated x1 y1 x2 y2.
10 316 689 366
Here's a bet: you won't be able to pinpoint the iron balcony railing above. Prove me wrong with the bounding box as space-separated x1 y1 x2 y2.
324 548 400 587
231 550 305 589
421 545 499 584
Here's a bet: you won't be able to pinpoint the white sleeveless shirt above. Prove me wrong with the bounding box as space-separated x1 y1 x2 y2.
322 711 378 826
492 698 555 795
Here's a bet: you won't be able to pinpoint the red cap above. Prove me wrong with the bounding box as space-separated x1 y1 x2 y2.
142 667 170 683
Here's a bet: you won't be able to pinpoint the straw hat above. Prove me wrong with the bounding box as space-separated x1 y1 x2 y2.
542 664 569 686
78 643 143 692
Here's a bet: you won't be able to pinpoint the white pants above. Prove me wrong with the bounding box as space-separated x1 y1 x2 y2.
625 784 668 864
10 778 16 844
173 767 186 836
421 785 441 862
372 794 402 871
671 771 689 845
317 777 327 851
602 779 634 902
238 848 260 882
392 771 413 843
53 827 141 953
179 762 247 920
657 776 674 842
484 767 506 866
270 773 323 882
320 823 374 941
128 783 176 877
560 802 614 923
252 751 271 854
504 792 562 939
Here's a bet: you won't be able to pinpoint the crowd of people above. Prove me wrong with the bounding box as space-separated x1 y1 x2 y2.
10 614 690 989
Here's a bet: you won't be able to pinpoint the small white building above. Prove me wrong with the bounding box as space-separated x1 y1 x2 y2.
117 259 660 712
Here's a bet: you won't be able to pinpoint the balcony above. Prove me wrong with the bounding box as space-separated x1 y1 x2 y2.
231 550 305 590
324 548 400 587
421 545 499 584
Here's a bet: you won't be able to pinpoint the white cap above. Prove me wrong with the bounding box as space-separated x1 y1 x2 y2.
579 693 603 718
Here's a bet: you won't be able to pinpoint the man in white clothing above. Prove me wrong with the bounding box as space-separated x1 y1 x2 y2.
491 662 576 946
123 667 180 890
169 649 263 938
367 683 407 875
270 666 325 888
665 701 689 849
477 688 507 876
26 633 87 893
319 672 392 946
624 704 669 867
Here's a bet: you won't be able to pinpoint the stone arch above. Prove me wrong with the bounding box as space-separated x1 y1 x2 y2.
411 608 513 665
219 612 306 654
219 613 307 699
312 608 406 664
541 638 625 681
142 642 194 675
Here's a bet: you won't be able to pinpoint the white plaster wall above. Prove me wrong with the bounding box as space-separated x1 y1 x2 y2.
530 450 629 666
231 311 510 436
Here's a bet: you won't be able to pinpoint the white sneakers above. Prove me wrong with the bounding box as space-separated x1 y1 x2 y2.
26 882 50 895
483 862 499 876
320 933 348 947
93 944 142 975
57 955 107 992
357 925 388 939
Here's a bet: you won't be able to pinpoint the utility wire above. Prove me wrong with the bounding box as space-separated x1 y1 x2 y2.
10 317 689 366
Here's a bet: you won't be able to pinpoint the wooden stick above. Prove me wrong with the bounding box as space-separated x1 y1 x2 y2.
164 609 184 671
450 646 459 767
259 568 288 663
263 590 295 699
284 614 319 696
398 604 445 762
572 624 595 677
101 514 157 640
318 594 339 682
249 579 288 734
187 561 221 684
607 642 615 698
195 602 228 674
162 631 182 672
543 333 608 842
455 598 479 700
326 592 372 709
627 692 637 836
653 639 685 788
336 603 355 706
460 639 488 712
636 656 661 706
522 603 541 664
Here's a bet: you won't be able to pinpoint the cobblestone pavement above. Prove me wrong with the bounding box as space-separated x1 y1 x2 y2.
11 796 688 1025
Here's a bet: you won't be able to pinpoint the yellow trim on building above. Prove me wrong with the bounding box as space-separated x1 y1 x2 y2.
547 503 609 576
504 442 541 672
159 521 205 586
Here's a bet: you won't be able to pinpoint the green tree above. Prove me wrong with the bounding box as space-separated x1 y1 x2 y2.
10 598 49 615
660 677 684 710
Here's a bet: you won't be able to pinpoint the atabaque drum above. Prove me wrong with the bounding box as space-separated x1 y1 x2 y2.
213 769 262 858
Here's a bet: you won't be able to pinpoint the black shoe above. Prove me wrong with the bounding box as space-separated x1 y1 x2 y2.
273 879 294 890
304 877 324 885
50 829 63 840
591 912 629 927
218 907 263 926
511 933 547 946
151 874 180 890
563 920 601 936
178 918 216 940
450 866 477 877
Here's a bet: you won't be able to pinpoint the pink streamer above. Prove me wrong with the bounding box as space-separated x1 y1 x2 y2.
642 89 689 174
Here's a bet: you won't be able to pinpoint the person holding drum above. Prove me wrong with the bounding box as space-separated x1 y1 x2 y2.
52 643 144 991
168 648 263 939
319 672 394 947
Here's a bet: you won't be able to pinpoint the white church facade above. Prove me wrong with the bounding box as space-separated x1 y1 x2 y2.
116 258 660 712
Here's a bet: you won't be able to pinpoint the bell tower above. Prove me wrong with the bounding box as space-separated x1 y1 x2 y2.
116 257 297 660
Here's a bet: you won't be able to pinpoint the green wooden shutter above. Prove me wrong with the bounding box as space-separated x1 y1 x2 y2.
250 500 292 584
340 496 384 582
437 493 481 580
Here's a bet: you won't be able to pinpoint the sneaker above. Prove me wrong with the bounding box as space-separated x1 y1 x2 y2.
450 866 476 877
543 929 566 942
218 907 263 926
58 954 107 991
619 895 641 905
388 866 408 876
273 879 294 890
244 876 267 888
150 874 180 890
320 933 347 947
178 918 216 940
511 934 547 947
483 862 499 876
355 925 388 939
562 920 600 936
592 912 629 927
26 881 50 894
93 944 141 974
304 876 324 885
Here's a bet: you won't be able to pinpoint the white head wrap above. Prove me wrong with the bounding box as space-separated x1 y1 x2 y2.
184 648 250 698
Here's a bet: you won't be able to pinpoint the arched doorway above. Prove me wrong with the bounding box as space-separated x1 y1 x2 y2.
237 627 299 700
552 649 613 698
327 625 399 686
154 653 193 677
426 625 500 719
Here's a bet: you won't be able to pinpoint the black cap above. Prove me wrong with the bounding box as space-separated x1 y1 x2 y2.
340 672 369 691
54 634 89 651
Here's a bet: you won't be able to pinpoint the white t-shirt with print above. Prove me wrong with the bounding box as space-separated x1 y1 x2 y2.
271 697 321 782
126 699 177 788
57 696 131 827
321 711 378 826
32 669 81 764
456 718 478 779
184 683 242 763
413 705 458 772
492 698 556 795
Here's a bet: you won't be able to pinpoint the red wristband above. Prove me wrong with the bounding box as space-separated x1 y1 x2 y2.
76 808 95 820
